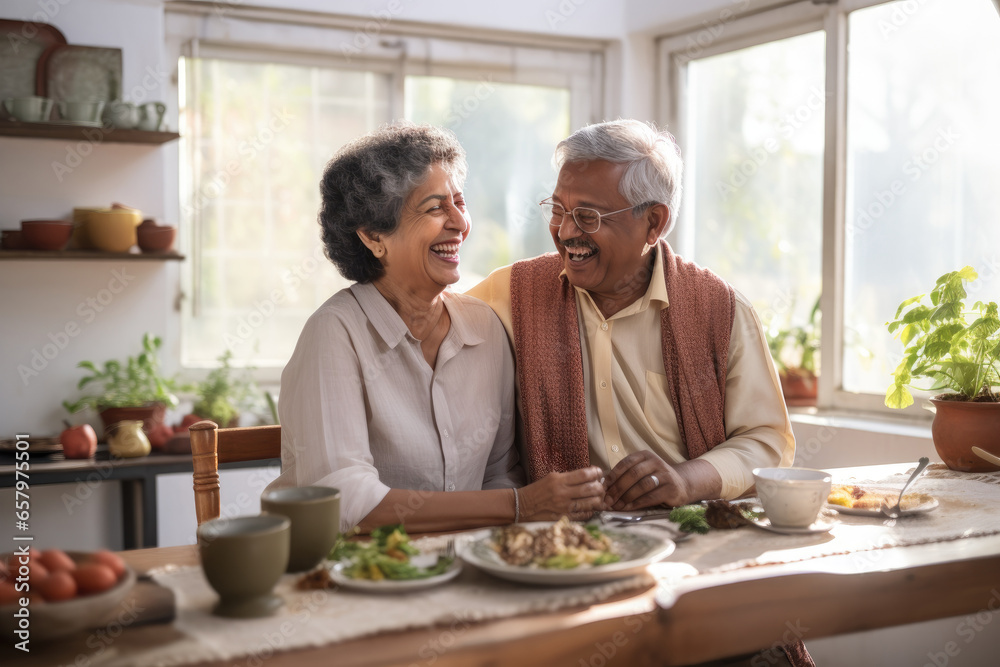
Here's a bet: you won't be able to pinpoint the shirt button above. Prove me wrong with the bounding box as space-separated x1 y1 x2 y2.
443 429 449 438
447 483 455 492
601 322 608 331
600 381 608 389
611 445 619 453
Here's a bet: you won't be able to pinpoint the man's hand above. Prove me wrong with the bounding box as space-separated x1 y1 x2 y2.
603 453 723 510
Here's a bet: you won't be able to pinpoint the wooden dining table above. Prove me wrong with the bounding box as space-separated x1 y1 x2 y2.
5 463 1000 666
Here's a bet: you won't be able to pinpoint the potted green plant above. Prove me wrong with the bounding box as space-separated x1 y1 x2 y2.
767 297 820 406
885 266 1000 471
189 350 260 428
63 333 182 437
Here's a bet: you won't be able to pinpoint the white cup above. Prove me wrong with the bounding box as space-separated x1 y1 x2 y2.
3 96 53 122
58 100 105 123
753 467 832 528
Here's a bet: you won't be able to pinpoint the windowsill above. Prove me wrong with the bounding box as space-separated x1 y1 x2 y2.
785 406 937 468
787 406 932 440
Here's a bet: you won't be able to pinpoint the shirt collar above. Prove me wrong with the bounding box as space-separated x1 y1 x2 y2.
559 243 670 314
349 283 484 348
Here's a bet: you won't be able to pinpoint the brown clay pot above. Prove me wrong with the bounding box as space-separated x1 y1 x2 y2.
929 396 1000 472
779 369 818 407
136 225 176 253
98 402 166 440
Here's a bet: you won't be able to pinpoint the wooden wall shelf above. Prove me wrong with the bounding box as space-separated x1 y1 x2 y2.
0 120 179 144
0 249 184 261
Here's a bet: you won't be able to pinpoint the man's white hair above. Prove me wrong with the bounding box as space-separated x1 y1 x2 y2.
553 119 683 236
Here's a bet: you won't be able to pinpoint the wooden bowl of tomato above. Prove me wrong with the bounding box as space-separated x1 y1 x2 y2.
0 548 137 641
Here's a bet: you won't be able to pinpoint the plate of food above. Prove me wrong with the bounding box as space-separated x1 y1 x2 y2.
327 525 461 593
826 484 939 516
457 517 675 586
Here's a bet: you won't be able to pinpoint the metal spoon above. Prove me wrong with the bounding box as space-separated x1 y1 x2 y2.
882 456 930 519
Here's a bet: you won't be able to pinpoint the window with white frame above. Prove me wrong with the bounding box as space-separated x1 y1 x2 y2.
660 0 1000 415
166 8 602 369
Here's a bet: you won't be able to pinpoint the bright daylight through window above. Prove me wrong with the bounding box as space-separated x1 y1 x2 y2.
844 0 1000 396
683 31 825 382
180 61 571 367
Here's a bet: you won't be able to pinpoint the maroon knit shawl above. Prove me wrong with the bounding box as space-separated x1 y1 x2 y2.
509 240 736 482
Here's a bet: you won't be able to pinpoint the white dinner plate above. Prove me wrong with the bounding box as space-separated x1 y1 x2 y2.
749 515 837 535
457 521 675 586
328 558 462 593
826 487 939 517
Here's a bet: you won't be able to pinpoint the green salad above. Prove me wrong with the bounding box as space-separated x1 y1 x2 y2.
329 524 454 581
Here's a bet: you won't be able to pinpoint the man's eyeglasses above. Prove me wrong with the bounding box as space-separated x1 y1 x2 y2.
538 198 650 234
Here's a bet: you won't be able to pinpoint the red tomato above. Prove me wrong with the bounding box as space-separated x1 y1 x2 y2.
39 549 77 573
39 571 78 602
0 581 19 605
90 550 126 579
73 563 118 595
7 547 42 574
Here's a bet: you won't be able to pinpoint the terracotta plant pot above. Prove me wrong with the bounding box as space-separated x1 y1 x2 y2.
779 369 818 407
98 402 166 440
929 396 1000 472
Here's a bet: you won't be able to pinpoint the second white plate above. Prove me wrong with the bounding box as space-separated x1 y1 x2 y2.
328 558 462 593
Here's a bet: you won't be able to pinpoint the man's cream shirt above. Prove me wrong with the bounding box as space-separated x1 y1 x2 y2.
467 245 795 498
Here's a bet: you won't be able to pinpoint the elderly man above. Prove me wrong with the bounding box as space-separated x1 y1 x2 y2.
468 119 795 512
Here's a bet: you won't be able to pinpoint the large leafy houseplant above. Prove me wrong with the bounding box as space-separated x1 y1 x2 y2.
63 333 181 428
885 266 1000 472
885 266 1000 408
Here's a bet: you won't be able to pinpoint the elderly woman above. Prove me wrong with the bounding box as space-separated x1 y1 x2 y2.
268 122 605 533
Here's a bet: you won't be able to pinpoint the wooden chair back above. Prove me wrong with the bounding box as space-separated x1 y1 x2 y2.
190 420 281 525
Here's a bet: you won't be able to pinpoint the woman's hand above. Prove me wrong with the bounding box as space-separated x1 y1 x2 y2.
518 466 605 521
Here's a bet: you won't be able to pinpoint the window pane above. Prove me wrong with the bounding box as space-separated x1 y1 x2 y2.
180 58 391 366
684 32 826 371
404 76 571 286
844 0 1000 395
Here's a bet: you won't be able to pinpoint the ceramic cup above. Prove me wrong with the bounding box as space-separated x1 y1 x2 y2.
136 101 166 131
753 467 832 528
3 96 53 122
103 101 138 129
197 514 290 618
260 486 340 572
58 100 105 123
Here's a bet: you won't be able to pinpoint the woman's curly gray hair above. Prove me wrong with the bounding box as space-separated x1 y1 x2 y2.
319 121 468 283
553 119 683 236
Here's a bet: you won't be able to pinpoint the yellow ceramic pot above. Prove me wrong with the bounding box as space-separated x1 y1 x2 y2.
108 420 151 458
87 208 142 252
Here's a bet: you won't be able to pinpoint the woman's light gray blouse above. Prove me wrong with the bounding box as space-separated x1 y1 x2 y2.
267 283 524 531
